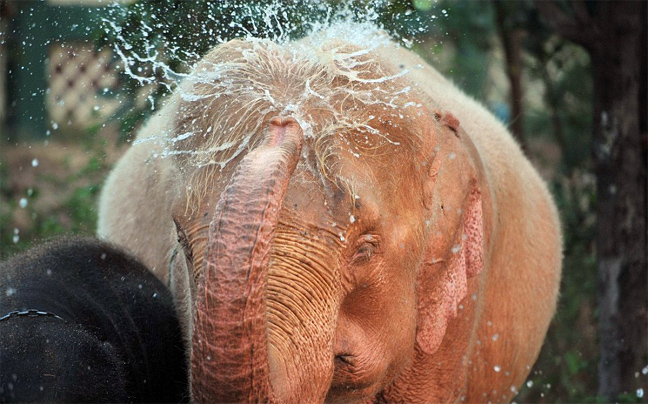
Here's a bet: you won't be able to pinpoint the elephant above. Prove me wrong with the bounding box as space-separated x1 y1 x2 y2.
98 25 562 403
0 237 188 403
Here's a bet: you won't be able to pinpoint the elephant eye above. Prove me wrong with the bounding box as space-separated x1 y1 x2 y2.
351 235 380 264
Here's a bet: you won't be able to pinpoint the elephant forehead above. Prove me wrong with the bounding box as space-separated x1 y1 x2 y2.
287 157 421 234
278 160 362 232
337 149 422 209
283 168 328 215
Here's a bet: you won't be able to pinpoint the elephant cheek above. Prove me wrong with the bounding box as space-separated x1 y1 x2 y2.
266 341 332 403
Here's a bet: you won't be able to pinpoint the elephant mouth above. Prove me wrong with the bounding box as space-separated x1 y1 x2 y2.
334 353 355 367
330 352 380 398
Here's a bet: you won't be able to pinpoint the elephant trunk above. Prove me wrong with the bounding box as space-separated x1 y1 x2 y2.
190 117 303 403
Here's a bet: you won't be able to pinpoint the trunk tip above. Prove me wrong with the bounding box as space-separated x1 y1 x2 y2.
266 116 303 149
269 116 299 128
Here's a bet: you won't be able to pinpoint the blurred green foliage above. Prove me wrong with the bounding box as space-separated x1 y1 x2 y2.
0 128 111 259
0 163 102 258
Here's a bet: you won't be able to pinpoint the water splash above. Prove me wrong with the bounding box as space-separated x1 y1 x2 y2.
103 0 449 183
103 0 441 102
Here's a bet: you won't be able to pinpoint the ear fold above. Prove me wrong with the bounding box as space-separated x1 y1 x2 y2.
416 111 487 355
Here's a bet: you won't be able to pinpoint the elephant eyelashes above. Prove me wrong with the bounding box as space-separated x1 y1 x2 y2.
174 220 194 267
351 235 380 264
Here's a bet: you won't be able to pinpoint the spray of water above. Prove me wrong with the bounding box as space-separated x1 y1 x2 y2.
102 0 442 106
102 0 446 189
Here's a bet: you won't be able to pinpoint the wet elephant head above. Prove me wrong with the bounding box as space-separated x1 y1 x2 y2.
169 39 490 403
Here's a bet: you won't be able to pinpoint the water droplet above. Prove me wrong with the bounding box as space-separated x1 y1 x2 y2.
492 334 499 341
138 284 143 289
152 292 158 298
494 365 501 372
52 122 59 130
526 380 534 388
19 198 28 208
642 366 648 375
100 253 107 260
31 158 38 167
46 269 52 276
6 287 17 297
637 388 644 398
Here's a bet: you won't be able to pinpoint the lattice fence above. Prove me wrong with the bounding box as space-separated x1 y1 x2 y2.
46 41 122 130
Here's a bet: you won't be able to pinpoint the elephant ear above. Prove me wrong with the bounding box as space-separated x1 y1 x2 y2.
416 111 487 355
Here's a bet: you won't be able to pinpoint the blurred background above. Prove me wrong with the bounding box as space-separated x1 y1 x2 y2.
0 0 645 402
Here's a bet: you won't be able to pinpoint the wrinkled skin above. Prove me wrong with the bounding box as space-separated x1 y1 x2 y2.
98 27 562 404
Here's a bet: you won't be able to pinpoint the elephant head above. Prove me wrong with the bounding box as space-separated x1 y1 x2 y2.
168 38 491 403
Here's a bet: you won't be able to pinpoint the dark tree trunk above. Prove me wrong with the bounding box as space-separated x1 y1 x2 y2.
592 2 647 399
536 1 647 400
492 0 527 151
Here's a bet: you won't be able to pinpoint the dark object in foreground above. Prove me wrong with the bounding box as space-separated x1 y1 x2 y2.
0 237 188 403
